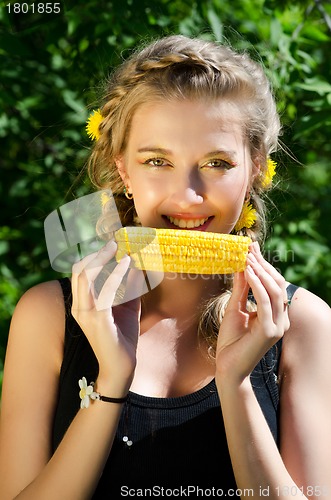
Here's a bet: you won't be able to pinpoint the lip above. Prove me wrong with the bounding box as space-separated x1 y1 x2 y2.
162 215 214 231
165 213 212 220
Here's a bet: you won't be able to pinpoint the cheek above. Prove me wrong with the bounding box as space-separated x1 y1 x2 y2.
212 172 248 203
131 184 163 222
129 172 171 205
134 189 159 209
210 174 248 228
216 190 245 223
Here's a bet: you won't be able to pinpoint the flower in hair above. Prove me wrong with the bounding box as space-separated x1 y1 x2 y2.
78 377 98 409
101 191 110 207
234 200 257 232
86 109 103 141
261 158 277 189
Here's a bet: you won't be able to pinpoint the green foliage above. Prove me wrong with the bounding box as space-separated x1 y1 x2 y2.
1 0 331 390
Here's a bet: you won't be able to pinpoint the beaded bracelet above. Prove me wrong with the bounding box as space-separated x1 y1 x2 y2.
79 377 128 409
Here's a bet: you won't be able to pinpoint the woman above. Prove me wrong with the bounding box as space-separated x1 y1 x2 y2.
0 35 330 499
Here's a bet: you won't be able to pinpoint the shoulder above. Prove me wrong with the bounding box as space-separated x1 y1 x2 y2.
280 285 331 380
8 279 67 365
12 279 66 329
16 278 66 304
286 285 330 344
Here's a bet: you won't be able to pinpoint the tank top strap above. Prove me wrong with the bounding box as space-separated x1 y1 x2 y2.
286 283 299 305
58 277 72 312
57 277 87 380
274 283 300 355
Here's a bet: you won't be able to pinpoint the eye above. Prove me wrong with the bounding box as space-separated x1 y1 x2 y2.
143 157 168 167
203 159 235 170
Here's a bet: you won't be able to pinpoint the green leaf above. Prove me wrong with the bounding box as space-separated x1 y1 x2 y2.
295 78 331 95
62 90 87 115
207 7 223 41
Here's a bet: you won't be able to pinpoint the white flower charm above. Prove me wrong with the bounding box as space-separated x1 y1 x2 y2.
78 377 99 409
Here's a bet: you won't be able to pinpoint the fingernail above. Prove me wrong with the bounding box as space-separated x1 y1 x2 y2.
104 240 116 251
99 240 116 255
120 253 130 261
117 254 131 268
253 241 261 253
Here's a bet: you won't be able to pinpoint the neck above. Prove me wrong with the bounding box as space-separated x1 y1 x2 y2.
141 272 227 324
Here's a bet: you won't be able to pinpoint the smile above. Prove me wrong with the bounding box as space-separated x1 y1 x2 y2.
165 215 210 229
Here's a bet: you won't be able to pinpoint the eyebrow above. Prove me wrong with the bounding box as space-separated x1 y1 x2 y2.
137 147 172 155
203 149 237 159
137 147 237 159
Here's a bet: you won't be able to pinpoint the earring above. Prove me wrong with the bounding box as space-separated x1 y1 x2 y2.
123 186 133 200
234 199 257 232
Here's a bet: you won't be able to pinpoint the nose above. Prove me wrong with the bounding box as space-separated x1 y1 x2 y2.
169 172 204 209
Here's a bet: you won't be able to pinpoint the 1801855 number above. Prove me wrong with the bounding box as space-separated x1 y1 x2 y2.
6 3 61 14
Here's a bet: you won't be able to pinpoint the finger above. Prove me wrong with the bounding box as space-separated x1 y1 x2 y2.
72 250 100 276
244 263 275 324
72 240 118 311
72 251 100 295
94 255 131 311
246 253 285 324
72 252 99 312
119 268 147 306
246 262 290 340
250 242 287 298
226 272 249 313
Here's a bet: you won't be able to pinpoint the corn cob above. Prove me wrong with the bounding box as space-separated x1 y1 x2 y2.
114 227 251 274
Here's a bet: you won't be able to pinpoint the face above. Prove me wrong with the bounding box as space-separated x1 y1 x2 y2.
117 99 255 234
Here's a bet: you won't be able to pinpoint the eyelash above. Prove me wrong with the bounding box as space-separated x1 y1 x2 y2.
203 159 235 170
142 157 236 169
143 158 169 167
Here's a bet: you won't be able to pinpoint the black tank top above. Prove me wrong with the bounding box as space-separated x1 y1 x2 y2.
52 278 298 497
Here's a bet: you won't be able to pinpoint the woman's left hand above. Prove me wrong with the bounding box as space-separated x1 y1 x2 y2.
216 241 290 384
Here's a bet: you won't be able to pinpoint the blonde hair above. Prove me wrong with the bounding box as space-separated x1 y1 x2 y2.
88 35 281 357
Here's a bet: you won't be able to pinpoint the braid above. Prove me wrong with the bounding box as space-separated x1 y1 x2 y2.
87 35 281 357
89 33 279 233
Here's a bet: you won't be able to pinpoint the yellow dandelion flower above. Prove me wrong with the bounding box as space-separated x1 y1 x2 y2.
234 200 257 232
101 191 110 207
261 158 277 189
86 109 103 141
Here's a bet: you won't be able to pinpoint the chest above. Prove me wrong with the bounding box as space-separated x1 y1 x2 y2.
130 318 215 397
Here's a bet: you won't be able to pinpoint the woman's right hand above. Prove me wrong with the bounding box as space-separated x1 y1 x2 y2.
71 240 142 396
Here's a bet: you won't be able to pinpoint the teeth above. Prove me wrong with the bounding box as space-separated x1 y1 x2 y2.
167 216 209 228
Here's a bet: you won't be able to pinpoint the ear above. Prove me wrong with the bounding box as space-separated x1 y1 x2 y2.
251 155 261 181
245 156 261 199
115 155 132 190
246 156 261 194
